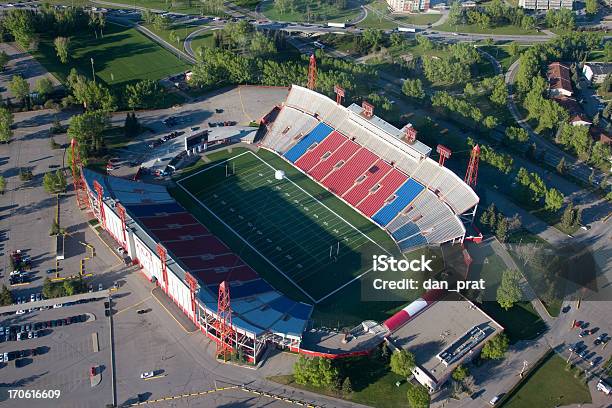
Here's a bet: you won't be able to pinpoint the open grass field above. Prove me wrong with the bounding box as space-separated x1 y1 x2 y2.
501 353 591 408
436 21 542 35
33 23 190 87
261 0 363 23
176 148 399 303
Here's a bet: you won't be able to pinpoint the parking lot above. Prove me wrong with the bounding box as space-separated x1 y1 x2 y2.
0 299 112 407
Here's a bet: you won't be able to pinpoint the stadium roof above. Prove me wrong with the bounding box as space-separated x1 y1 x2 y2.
81 168 313 339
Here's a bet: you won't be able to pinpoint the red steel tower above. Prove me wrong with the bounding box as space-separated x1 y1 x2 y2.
185 272 199 324
334 84 345 105
156 243 168 291
216 281 233 361
436 144 452 167
93 180 106 229
70 138 89 209
465 145 480 187
307 54 317 90
116 202 127 248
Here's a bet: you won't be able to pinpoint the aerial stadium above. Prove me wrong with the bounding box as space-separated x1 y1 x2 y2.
77 83 480 364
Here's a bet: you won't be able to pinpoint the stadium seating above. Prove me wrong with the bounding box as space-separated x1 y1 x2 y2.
284 123 334 163
343 160 393 205
309 139 360 181
371 179 424 226
294 131 346 172
398 234 428 251
262 106 320 153
321 148 378 195
262 85 477 251
356 169 407 217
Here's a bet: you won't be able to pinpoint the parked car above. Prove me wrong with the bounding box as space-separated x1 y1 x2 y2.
140 371 155 379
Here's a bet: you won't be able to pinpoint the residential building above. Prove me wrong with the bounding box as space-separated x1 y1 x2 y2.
590 127 612 145
582 63 612 84
553 96 592 126
548 62 573 97
519 0 573 9
386 0 430 12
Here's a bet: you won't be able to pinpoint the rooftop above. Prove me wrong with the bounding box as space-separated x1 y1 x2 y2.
388 293 503 385
547 62 573 93
585 62 612 76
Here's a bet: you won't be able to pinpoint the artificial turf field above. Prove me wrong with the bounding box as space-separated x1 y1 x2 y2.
176 148 399 303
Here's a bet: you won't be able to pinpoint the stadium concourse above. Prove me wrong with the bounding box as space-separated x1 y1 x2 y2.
260 85 479 251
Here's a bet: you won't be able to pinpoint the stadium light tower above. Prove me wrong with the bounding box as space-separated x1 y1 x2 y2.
116 202 127 248
216 281 234 361
156 243 169 291
436 144 452 167
70 138 89 209
403 124 417 143
334 84 345 105
307 54 317 90
92 180 106 229
465 145 480 187
362 101 374 118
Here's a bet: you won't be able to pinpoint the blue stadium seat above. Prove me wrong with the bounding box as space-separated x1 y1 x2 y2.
391 222 421 242
127 203 186 217
372 179 424 226
398 234 428 251
288 302 313 320
284 123 334 163
269 296 297 314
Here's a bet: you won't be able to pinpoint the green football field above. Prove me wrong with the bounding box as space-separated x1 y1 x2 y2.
177 148 398 303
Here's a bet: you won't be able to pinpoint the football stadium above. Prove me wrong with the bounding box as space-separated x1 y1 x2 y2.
78 85 480 364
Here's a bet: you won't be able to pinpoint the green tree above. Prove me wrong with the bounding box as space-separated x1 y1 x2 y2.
67 110 109 162
4 9 36 49
556 157 566 174
0 175 5 195
497 269 522 310
545 188 564 212
63 279 75 296
0 107 13 143
407 384 430 408
71 78 115 111
9 75 30 105
483 116 499 129
451 365 469 382
35 77 54 100
402 78 425 99
495 214 509 242
341 376 352 394
505 126 529 143
0 284 14 306
590 142 611 168
54 36 70 64
560 202 576 229
390 349 416 377
448 1 463 26
363 28 383 50
508 42 520 57
125 79 163 110
0 51 9 71
481 333 509 359
585 0 598 15
49 217 60 235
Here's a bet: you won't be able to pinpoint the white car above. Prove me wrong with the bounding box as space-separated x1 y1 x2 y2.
53 303 63 309
140 371 155 379
15 309 25 315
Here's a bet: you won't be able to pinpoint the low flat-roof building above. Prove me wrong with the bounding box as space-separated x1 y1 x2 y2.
387 293 503 392
519 0 573 9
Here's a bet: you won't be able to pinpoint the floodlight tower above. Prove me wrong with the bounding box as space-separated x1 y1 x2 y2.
307 54 317 90
404 124 417 143
216 281 234 361
70 138 89 209
116 202 128 248
93 180 106 229
465 145 480 187
156 243 168 291
334 84 345 105
362 101 374 118
436 144 452 167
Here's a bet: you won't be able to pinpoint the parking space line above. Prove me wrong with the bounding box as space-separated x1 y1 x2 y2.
114 295 152 316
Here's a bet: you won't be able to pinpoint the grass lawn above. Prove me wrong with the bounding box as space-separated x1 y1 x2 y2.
357 11 397 29
262 0 362 23
436 22 542 36
394 13 441 26
501 353 591 408
269 352 413 408
33 23 190 88
479 45 528 72
480 302 546 344
174 148 399 302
